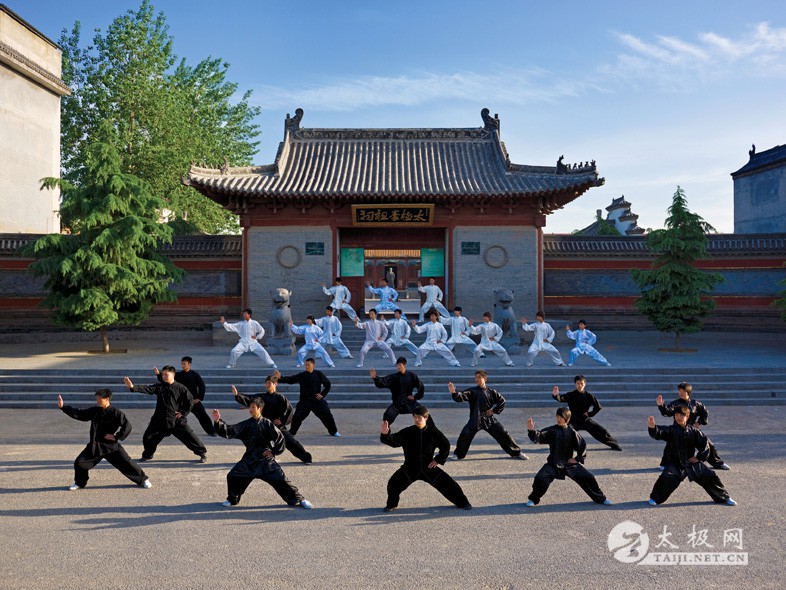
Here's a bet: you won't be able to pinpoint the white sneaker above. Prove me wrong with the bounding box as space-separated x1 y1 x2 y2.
221 500 235 507
300 499 314 509
506 362 515 366
725 498 737 506
141 479 152 489
68 483 81 491
225 364 235 369
296 364 304 368
328 364 336 368
347 354 354 359
524 500 535 507
272 364 278 370
332 432 341 437
356 363 363 368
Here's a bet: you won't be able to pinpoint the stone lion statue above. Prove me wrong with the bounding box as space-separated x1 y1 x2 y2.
270 288 293 339
493 288 518 338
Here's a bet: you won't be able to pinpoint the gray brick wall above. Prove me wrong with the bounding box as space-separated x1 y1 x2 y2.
734 167 786 233
452 226 538 320
246 226 333 323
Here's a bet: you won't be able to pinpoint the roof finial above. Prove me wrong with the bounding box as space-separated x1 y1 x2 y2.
481 108 500 131
285 108 304 133
749 143 756 158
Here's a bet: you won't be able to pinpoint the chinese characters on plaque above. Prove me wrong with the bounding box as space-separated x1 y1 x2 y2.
351 204 434 226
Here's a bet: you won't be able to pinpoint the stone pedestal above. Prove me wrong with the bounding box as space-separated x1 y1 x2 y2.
268 337 296 356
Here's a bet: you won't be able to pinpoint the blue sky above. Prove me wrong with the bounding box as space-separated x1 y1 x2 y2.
15 0 786 233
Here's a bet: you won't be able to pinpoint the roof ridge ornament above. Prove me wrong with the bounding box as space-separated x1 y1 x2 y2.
286 108 304 133
481 108 500 131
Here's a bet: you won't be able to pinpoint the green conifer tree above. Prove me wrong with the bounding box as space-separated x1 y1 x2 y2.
22 125 184 352
631 187 723 349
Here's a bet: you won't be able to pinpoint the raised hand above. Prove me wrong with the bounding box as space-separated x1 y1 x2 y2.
656 395 663 406
552 386 559 398
447 381 456 394
647 416 656 428
273 369 281 379
565 324 571 330
380 420 390 435
220 316 225 324
231 385 238 397
123 376 133 389
153 366 160 375
369 368 377 379
212 409 221 422
57 394 63 408
521 317 528 324
527 417 534 430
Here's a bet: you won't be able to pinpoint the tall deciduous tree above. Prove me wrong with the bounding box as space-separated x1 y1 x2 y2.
59 1 260 234
22 125 184 352
631 187 723 349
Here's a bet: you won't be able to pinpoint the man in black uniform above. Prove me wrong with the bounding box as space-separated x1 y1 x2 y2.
655 381 729 470
123 365 208 463
212 401 313 509
647 406 736 506
524 407 610 506
58 389 151 490
552 375 622 451
232 375 313 463
380 406 471 512
448 369 527 460
275 359 339 437
154 356 214 436
371 357 429 426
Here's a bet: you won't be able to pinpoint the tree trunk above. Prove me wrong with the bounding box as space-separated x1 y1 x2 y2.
100 327 110 353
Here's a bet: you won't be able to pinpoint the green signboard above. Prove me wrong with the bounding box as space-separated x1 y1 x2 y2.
421 248 445 277
305 242 325 256
340 247 365 277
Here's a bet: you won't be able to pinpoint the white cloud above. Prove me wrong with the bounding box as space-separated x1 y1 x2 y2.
250 68 599 112
604 22 786 86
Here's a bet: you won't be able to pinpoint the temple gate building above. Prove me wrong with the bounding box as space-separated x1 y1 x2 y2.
732 143 786 234
184 108 604 321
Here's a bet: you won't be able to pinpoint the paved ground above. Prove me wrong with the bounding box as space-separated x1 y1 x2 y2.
0 405 784 589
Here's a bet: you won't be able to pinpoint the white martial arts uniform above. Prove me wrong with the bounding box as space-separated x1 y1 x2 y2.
223 319 276 368
316 314 352 358
440 315 477 355
566 327 610 366
521 320 564 366
383 318 422 365
290 323 335 367
412 320 460 366
368 285 406 318
417 284 450 322
355 318 396 367
469 321 514 367
322 284 357 320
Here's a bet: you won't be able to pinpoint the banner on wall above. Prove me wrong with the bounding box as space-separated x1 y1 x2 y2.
340 247 365 277
421 248 445 277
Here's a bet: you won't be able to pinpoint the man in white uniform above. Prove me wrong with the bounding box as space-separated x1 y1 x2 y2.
565 320 611 367
221 309 277 369
354 309 396 368
290 316 335 368
412 312 461 367
521 311 566 367
417 278 450 322
441 306 480 358
316 306 353 359
383 309 422 366
321 277 357 321
469 312 515 367
367 279 406 318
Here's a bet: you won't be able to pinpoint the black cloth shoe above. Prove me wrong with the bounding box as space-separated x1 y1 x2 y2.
198 454 207 463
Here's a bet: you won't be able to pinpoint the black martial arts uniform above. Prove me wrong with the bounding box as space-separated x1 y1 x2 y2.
276 370 337 435
131 381 207 460
452 386 522 459
215 415 304 506
553 388 621 450
235 391 312 463
380 422 470 510
657 397 725 468
373 370 431 425
527 424 607 505
158 368 214 436
648 423 731 505
61 404 147 488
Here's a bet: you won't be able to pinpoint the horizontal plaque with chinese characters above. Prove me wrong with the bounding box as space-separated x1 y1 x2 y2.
351 204 434 226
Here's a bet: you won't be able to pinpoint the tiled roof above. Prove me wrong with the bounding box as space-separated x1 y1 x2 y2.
184 109 603 212
605 195 631 211
731 144 786 177
543 234 786 257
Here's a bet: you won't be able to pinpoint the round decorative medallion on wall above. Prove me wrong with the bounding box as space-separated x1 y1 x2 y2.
484 245 508 268
277 245 302 269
